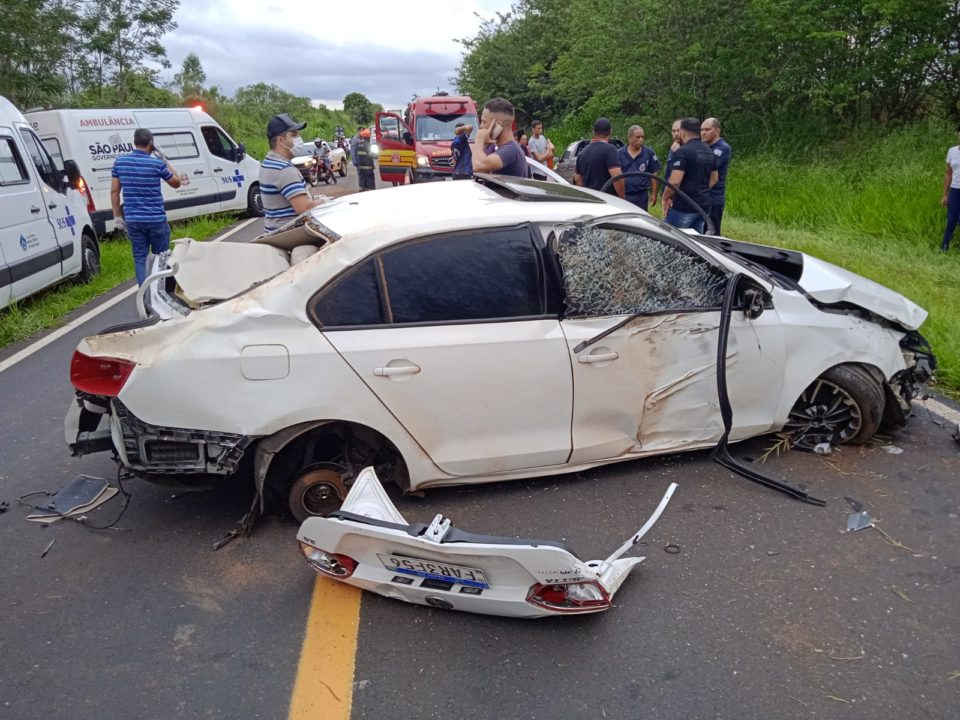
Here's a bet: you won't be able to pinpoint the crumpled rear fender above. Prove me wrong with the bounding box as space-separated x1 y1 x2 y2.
296 467 677 618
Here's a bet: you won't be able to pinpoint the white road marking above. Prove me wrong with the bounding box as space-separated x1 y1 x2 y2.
922 398 960 426
0 217 257 375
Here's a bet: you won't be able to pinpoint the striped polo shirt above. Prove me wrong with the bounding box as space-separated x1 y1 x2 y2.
111 149 173 223
260 151 308 231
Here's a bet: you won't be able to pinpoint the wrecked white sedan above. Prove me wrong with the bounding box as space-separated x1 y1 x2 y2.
65 175 933 519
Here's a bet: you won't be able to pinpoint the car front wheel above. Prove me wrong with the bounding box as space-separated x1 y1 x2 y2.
784 365 885 449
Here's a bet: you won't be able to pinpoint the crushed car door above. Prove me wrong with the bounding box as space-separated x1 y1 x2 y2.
374 112 416 185
555 222 785 464
313 225 573 477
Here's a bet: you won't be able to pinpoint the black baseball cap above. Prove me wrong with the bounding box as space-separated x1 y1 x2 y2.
593 117 612 135
266 113 306 140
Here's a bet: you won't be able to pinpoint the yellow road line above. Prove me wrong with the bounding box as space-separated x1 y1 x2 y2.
288 577 362 720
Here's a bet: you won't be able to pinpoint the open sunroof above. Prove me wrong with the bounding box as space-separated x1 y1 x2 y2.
473 173 605 203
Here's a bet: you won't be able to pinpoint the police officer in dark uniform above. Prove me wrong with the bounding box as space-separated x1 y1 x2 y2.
356 128 376 192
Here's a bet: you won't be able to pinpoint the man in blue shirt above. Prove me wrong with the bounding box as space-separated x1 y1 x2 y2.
617 125 661 210
110 128 182 285
451 122 473 179
701 117 732 235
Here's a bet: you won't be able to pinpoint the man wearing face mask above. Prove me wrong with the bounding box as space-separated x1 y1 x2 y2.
259 113 321 232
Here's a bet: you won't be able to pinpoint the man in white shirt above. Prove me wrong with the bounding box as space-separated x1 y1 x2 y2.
941 128 960 251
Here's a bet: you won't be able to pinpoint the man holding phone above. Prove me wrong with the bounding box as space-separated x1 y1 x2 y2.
470 97 528 177
111 127 183 285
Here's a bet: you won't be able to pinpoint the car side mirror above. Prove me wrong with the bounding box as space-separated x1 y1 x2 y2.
62 159 81 192
235 143 245 162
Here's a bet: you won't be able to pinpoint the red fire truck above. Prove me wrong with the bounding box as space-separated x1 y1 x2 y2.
374 93 479 184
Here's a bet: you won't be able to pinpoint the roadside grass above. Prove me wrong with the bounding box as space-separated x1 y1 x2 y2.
0 213 240 350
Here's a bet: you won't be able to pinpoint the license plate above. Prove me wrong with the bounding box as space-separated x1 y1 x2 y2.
377 554 489 589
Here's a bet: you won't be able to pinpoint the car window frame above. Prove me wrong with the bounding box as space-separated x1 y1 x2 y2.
18 128 61 190
0 135 30 186
153 130 200 160
554 221 732 320
308 224 554 331
200 125 236 161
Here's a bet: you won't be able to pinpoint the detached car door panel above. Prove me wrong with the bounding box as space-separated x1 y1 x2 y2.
312 226 573 477
557 223 784 464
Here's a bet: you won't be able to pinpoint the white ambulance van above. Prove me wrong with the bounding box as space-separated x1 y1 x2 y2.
26 106 264 235
1 96 99 311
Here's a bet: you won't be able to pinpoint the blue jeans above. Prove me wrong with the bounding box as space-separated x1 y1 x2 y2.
944 188 960 251
665 208 705 234
127 220 171 285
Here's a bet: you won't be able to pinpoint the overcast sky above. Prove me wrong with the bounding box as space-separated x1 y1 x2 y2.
160 0 513 110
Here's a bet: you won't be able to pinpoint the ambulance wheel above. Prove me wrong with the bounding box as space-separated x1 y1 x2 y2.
247 183 264 217
338 162 347 177
79 232 100 283
288 462 348 522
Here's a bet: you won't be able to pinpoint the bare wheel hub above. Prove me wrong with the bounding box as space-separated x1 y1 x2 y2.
295 468 347 517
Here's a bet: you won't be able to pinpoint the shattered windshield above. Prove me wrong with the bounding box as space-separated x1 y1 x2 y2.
558 226 728 316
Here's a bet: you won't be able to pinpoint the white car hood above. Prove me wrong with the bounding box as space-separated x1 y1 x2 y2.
798 255 927 331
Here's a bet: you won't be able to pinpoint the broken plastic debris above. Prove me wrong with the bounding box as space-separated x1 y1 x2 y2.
880 445 903 455
25 475 118 523
847 511 874 532
813 442 832 455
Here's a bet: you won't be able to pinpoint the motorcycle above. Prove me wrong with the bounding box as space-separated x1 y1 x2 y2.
316 153 337 185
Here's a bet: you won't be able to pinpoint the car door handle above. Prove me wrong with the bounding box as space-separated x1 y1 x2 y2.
578 351 619 363
213 167 223 172
48 201 58 209
373 365 421 377
193 169 204 175
30 205 42 214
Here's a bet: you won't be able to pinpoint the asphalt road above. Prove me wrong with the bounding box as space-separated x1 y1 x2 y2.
1 169 960 719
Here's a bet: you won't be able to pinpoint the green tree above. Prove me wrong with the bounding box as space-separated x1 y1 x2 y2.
173 52 205 97
0 0 79 108
77 0 179 105
343 92 381 125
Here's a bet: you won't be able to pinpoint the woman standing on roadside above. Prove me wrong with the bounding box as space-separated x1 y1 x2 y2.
942 127 960 252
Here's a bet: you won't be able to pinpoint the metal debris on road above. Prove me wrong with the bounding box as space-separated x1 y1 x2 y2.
813 442 832 455
881 445 904 454
847 511 875 532
40 539 55 558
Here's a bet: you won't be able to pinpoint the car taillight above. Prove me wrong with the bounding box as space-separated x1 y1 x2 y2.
70 351 135 396
298 541 357 578
77 175 95 213
526 581 611 613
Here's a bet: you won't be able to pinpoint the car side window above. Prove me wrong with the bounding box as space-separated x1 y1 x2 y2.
18 129 60 190
0 137 29 185
381 228 542 324
153 131 199 160
313 259 385 328
201 126 235 161
558 225 727 317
